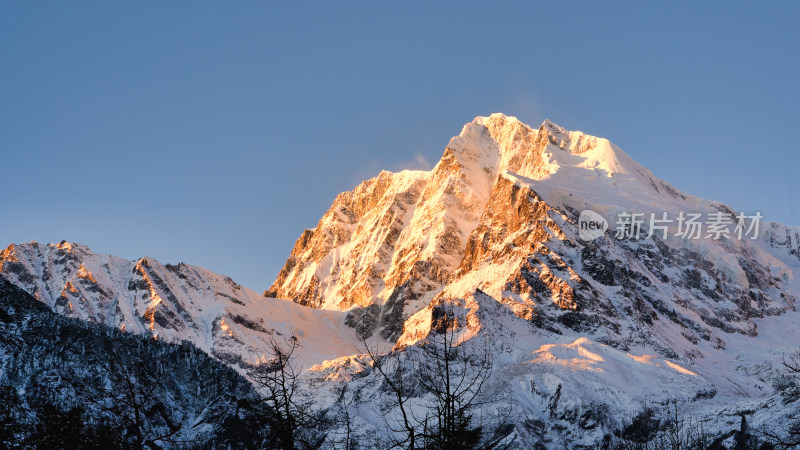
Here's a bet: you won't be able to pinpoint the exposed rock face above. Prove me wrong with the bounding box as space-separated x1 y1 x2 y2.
267 170 428 309
267 114 798 348
267 116 588 328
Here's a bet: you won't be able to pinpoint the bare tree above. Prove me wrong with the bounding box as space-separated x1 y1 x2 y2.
660 400 711 450
250 332 323 449
361 302 502 449
758 352 800 448
414 304 492 449
760 423 800 450
81 339 186 449
329 384 358 450
361 337 419 449
614 400 713 450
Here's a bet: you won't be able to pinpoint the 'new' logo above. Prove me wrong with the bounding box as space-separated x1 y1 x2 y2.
578 210 608 241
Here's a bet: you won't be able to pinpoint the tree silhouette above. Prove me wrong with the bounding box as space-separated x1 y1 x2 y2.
250 333 324 449
362 302 503 449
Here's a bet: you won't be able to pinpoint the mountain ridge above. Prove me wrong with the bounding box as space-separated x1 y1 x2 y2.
4 114 800 447
0 240 361 371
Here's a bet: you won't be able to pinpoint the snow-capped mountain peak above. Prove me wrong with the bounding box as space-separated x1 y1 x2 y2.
6 114 800 447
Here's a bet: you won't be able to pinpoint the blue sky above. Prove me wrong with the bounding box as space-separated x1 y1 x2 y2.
1 2 798 291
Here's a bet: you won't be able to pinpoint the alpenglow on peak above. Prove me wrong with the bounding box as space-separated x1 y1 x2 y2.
265 114 710 324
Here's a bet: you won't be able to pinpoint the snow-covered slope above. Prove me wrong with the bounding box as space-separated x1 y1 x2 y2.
0 241 360 370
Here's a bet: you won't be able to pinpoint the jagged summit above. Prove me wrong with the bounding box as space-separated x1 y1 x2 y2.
445 114 681 206
267 114 693 314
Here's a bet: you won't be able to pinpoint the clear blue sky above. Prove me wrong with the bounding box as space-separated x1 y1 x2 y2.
1 2 798 291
